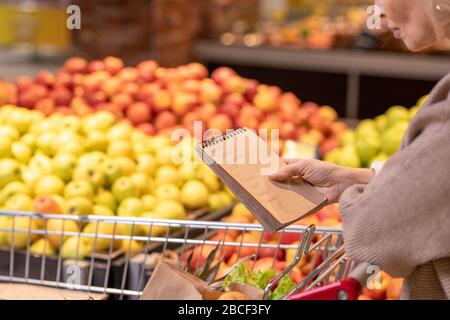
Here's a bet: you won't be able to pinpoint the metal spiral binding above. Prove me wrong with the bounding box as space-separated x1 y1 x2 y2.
201 128 247 149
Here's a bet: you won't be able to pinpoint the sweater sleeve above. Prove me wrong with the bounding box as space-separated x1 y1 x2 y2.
339 101 450 278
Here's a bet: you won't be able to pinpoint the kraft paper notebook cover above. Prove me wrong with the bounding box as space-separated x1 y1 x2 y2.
195 128 327 231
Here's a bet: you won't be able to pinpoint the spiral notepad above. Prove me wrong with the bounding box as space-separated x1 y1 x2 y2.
195 128 327 231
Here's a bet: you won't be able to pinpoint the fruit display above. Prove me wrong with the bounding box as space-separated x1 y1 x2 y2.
324 95 427 168
0 105 235 258
181 201 403 300
0 56 348 155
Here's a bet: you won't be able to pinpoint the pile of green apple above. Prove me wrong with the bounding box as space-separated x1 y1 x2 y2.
0 105 234 258
324 95 427 168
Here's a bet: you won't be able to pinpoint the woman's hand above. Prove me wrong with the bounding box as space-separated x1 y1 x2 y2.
270 159 373 204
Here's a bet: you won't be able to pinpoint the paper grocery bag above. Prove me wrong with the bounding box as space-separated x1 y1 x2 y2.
140 262 220 300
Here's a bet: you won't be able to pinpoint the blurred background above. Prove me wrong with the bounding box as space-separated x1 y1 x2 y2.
0 0 449 119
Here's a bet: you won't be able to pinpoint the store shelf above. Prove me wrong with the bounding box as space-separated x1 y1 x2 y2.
197 41 449 118
197 41 450 81
0 50 64 81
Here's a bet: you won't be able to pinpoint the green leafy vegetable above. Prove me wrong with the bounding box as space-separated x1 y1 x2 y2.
269 275 297 300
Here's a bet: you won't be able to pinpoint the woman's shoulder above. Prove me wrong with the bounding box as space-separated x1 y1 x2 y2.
426 73 450 107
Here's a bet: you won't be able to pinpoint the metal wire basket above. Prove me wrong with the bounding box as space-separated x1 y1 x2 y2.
0 210 352 300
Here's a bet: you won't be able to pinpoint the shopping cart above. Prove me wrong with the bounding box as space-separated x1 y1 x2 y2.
0 210 367 300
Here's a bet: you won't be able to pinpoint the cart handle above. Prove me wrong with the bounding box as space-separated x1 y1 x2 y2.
287 278 361 300
287 262 371 300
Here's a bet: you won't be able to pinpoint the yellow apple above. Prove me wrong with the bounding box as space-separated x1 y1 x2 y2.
46 218 80 248
155 146 175 166
117 197 145 217
202 174 221 192
11 141 32 164
180 180 209 210
107 140 134 158
155 166 181 187
93 205 115 216
60 236 92 259
116 157 136 176
178 163 198 182
154 184 180 202
136 154 157 176
94 189 117 211
29 238 57 256
130 172 151 195
4 216 41 249
142 194 158 211
82 222 117 252
120 238 144 255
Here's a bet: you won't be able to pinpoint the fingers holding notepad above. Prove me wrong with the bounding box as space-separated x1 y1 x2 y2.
195 128 327 231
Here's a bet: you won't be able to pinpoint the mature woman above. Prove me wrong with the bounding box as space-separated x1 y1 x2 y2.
271 0 450 299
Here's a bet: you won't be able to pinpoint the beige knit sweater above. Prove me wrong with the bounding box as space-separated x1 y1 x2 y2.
340 73 450 300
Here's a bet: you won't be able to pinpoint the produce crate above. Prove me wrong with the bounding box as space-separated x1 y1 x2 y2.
0 210 350 300
0 206 233 299
72 0 202 66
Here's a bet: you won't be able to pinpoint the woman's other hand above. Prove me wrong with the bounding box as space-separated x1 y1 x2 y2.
269 159 373 204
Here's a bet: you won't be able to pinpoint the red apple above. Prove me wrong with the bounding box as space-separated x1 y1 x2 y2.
35 70 55 88
186 62 208 80
55 71 74 89
155 110 177 130
181 79 201 94
252 257 278 273
54 106 73 115
172 91 197 116
126 102 152 125
301 102 320 117
33 195 62 214
121 82 139 99
278 92 301 107
101 77 123 97
151 89 171 113
18 90 39 109
236 115 259 129
219 101 240 119
318 105 338 122
257 242 285 260
209 234 235 259
137 60 159 83
280 122 297 140
103 56 124 75
85 90 107 106
211 67 237 86
234 232 259 257
207 114 233 133
97 103 123 119
199 79 223 104
137 123 156 135
16 76 33 92
111 93 133 111
52 86 73 107
223 76 246 94
198 103 218 121
329 121 348 136
87 60 105 73
64 57 87 74
253 89 277 113
316 204 340 222
244 79 259 102
386 278 403 300
34 98 55 115
118 67 139 83
320 138 340 158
